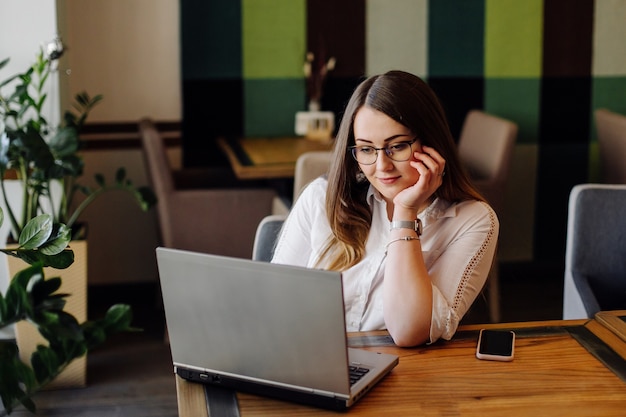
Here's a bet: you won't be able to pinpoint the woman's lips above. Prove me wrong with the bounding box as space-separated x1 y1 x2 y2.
377 176 399 185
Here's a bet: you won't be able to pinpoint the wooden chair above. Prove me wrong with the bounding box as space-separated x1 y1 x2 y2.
595 108 626 184
139 118 277 259
562 184 626 319
458 110 519 323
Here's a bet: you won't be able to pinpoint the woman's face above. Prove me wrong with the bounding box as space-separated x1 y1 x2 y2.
352 106 421 203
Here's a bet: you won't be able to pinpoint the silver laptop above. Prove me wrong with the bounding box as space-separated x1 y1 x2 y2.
156 247 398 410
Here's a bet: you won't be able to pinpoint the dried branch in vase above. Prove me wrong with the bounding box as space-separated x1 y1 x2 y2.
303 51 336 111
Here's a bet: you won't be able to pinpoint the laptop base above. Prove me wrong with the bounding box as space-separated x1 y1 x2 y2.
176 366 350 411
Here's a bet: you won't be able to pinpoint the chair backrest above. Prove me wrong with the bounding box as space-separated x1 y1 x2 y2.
563 184 626 319
595 108 626 184
251 214 287 262
139 118 277 258
293 151 333 203
139 118 175 246
457 110 518 215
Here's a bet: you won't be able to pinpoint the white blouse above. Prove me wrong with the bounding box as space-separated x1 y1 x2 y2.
272 177 499 343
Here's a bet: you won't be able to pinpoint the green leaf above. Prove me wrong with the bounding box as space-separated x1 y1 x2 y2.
31 276 62 299
0 342 38 413
48 126 80 158
17 249 75 269
21 124 55 171
19 214 53 249
94 173 105 187
20 396 37 414
0 291 6 322
31 345 60 383
39 223 71 255
115 167 126 184
103 304 134 333
0 56 9 69
33 310 62 327
136 187 158 210
36 294 68 313
25 272 44 295
5 264 43 320
54 153 84 179
37 310 83 342
8 264 38 291
82 324 107 347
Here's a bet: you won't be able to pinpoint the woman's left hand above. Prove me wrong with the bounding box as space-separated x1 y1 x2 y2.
394 145 446 211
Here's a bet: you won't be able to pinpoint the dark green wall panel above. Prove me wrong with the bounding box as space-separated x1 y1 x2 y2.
181 0 242 79
244 78 305 136
484 78 541 145
428 0 485 77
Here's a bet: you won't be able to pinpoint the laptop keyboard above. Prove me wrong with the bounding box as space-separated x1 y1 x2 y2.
349 365 370 386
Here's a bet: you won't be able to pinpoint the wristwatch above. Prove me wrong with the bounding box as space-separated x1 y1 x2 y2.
390 219 422 236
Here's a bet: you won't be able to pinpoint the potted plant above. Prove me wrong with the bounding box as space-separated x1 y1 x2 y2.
0 39 156 414
0 212 136 415
0 38 156 240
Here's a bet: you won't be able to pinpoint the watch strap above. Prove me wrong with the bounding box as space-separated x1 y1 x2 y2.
390 219 422 236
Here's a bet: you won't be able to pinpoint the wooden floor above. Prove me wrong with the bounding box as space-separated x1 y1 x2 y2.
5 261 564 417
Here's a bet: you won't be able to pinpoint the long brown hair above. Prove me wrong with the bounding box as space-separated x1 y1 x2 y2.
318 70 483 271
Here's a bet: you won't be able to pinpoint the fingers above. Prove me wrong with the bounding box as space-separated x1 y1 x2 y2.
415 145 446 177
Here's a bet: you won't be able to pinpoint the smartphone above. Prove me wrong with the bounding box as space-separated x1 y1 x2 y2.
476 329 515 361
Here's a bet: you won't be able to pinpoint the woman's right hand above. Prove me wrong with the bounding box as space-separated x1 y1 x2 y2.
393 145 446 212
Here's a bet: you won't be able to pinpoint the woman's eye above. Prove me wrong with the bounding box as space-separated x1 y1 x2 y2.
359 147 375 154
389 143 406 152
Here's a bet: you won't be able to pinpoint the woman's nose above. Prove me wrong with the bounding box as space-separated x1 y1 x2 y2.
375 149 394 170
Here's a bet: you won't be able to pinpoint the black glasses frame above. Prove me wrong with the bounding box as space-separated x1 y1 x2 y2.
348 138 417 165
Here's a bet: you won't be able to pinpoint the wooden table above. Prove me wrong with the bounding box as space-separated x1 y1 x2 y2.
217 136 334 180
176 314 626 416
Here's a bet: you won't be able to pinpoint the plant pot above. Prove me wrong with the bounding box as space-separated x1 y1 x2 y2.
6 239 88 389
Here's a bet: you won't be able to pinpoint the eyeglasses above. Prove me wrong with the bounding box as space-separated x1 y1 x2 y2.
349 139 417 165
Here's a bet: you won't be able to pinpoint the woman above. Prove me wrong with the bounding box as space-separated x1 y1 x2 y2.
272 70 498 346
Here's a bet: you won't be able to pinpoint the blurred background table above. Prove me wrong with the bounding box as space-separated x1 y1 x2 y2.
217 136 334 180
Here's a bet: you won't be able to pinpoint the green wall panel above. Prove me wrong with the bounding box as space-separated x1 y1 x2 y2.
484 78 541 145
591 76 626 138
428 0 484 77
244 78 305 136
242 0 306 78
485 0 543 78
181 0 242 79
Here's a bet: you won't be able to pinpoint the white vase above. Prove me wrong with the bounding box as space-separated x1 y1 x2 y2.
294 100 335 142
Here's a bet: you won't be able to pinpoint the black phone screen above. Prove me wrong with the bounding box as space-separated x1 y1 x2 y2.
478 330 514 356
